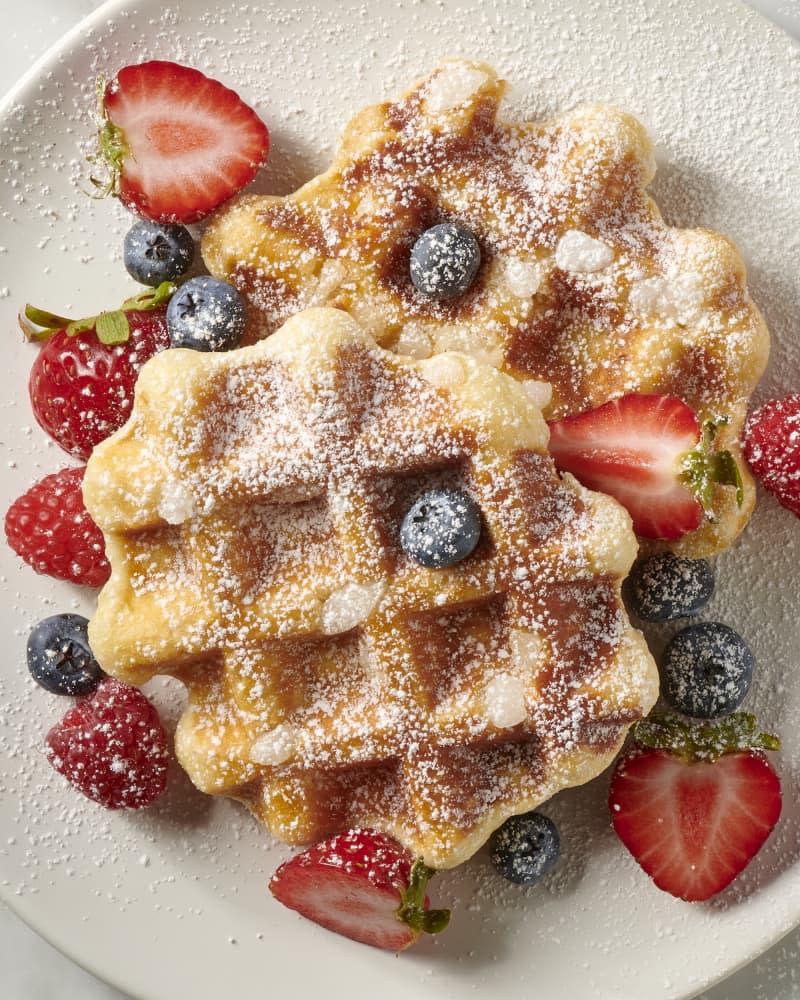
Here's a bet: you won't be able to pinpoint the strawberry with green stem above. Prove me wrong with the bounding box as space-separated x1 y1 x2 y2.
269 828 450 951
547 394 743 540
609 713 781 901
91 60 269 224
22 283 172 460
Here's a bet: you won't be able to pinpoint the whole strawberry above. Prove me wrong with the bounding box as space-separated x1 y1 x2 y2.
743 394 800 517
269 828 450 951
95 60 269 224
4 466 110 587
25 299 170 460
609 713 781 901
45 678 169 809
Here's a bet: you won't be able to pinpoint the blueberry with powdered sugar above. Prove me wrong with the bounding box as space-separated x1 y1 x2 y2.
490 811 561 885
623 552 714 622
661 621 753 719
400 488 481 568
409 223 481 299
27 613 105 696
123 219 195 286
166 275 246 351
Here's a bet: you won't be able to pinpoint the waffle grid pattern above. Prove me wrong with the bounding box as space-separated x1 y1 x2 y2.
202 59 769 557
85 308 658 866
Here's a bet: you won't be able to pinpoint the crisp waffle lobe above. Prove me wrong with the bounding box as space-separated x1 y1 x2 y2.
203 59 769 558
84 307 657 868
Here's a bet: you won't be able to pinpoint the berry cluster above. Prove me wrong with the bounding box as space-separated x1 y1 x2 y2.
4 52 798 951
612 549 780 902
4 60 273 817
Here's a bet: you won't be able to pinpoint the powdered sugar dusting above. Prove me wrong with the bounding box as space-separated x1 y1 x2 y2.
555 230 615 273
1 2 799 999
84 307 654 869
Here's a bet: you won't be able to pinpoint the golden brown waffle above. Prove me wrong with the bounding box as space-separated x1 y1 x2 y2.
202 59 769 557
84 307 657 868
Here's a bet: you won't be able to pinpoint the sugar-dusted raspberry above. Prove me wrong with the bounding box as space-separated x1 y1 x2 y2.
45 678 169 809
4 466 110 587
743 394 800 517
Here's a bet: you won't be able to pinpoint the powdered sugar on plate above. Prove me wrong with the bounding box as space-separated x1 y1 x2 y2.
0 3 799 1000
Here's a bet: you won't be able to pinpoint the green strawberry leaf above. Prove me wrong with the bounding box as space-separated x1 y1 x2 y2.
120 281 177 313
19 282 176 345
680 418 744 514
87 75 128 201
65 316 97 338
23 305 74 329
95 310 131 345
632 712 781 763
395 859 450 935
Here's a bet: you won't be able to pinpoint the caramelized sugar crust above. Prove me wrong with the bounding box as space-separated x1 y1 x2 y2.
203 60 769 556
84 308 657 867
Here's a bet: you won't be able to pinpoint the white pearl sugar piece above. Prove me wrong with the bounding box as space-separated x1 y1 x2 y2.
627 271 704 323
503 257 542 298
250 723 297 766
555 229 614 273
421 354 467 388
157 478 196 524
320 579 385 635
520 379 552 410
484 673 528 729
424 64 488 113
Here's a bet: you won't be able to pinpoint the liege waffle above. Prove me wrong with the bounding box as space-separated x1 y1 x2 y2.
84 307 658 868
202 59 770 558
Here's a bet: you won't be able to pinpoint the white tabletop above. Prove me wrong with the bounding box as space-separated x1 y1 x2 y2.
1 2 799 998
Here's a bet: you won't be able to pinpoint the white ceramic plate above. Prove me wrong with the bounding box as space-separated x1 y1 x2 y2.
1 2 799 998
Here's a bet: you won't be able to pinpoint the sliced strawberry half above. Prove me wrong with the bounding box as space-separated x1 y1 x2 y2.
547 394 743 540
609 713 782 901
269 828 450 951
96 60 269 224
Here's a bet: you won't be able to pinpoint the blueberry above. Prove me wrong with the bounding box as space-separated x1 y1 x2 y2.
400 488 482 568
661 621 753 719
489 811 561 885
623 553 714 622
27 614 105 696
123 219 194 286
409 223 481 300
166 276 246 352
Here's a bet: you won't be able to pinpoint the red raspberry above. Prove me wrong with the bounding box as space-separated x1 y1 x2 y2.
743 394 800 517
45 678 169 809
4 466 110 587
28 307 169 460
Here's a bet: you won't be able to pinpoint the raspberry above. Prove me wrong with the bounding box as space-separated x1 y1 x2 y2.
4 466 110 587
45 678 169 809
743 394 800 517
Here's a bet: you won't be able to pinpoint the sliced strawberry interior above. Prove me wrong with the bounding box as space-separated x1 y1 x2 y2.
104 61 269 223
611 749 781 901
271 863 415 951
548 394 702 539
